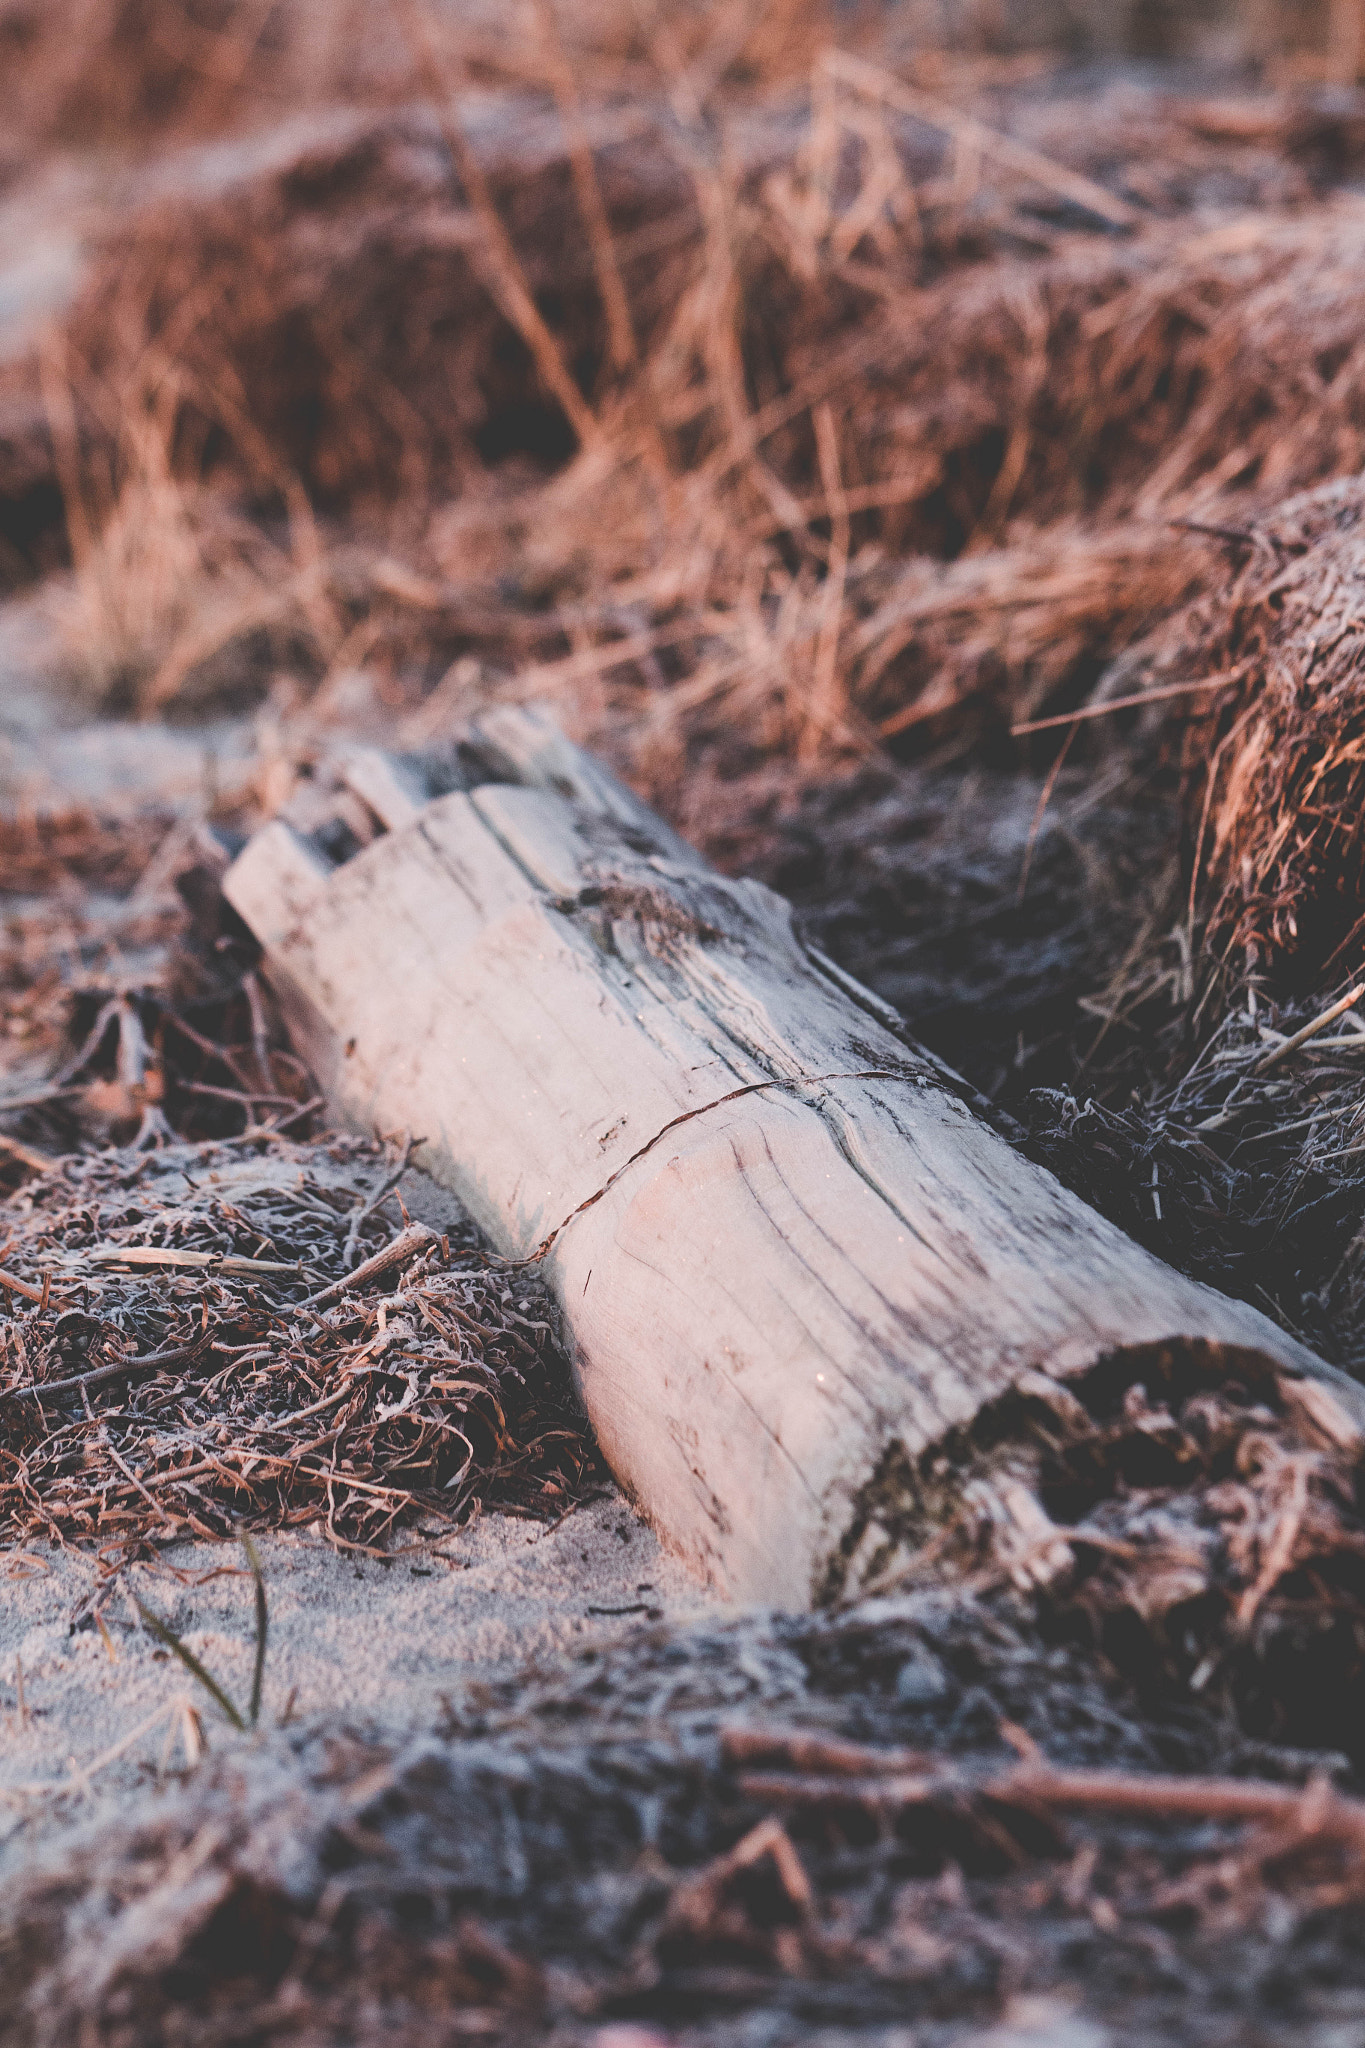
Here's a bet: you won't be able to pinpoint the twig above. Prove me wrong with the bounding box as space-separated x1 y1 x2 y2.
1017 716 1079 903
1169 517 1258 547
300 1223 438 1309
0 1133 60 1174
0 1335 213 1407
241 971 274 1092
724 1726 932 1776
1004 1764 1357 1831
161 1009 256 1092
0 1267 46 1304
256 1096 326 1136
725 1725 1365 1839
737 1768 936 1809
86 1246 310 1275
279 1094 330 1131
178 1081 306 1110
1255 986 1365 1075
665 1816 813 1933
1011 671 1240 737
47 995 123 1089
105 1440 179 1530
343 1135 419 1269
823 48 1139 230
0 1087 79 1113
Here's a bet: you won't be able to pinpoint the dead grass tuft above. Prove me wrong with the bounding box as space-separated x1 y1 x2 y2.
0 1133 597 1556
13 36 1365 765
1128 477 1365 1008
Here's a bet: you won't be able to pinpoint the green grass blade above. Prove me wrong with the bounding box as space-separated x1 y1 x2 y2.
242 1534 268 1727
133 1596 245 1731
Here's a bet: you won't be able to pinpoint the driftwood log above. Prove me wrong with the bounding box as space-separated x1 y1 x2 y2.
224 710 1365 1606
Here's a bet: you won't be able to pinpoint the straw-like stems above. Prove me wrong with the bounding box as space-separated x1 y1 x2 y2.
0 1125 594 1554
390 0 599 451
801 401 850 762
820 48 1138 230
1017 716 1079 905
534 0 638 373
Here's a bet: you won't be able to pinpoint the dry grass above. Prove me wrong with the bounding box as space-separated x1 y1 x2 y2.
5 0 1358 163
9 16 1365 804
0 1133 596 1558
1128 476 1365 1005
37 363 334 715
0 802 312 1157
9 16 1365 2041
4 6 1365 1454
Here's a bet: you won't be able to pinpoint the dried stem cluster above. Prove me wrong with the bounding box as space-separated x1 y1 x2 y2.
0 1134 596 1557
5 11 1365 818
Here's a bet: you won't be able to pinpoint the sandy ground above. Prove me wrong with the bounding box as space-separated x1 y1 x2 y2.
0 711 723 1886
0 1492 721 1875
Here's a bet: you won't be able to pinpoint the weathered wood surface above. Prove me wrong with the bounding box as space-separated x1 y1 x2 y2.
224 709 1365 1606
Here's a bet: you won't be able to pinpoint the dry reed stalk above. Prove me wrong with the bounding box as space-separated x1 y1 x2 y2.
821 46 1139 229
859 522 1212 745
726 1722 1365 1843
802 400 850 759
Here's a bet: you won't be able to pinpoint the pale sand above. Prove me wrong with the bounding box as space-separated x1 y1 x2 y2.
0 1492 722 1873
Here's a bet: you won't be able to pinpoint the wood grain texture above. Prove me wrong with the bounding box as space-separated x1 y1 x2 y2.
225 711 1365 1606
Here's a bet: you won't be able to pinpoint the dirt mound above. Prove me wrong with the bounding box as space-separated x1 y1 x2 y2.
11 1565 1365 2047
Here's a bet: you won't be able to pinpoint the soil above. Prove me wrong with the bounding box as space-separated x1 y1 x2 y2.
12 1580 1365 2047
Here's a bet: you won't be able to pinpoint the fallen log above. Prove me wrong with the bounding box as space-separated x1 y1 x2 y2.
223 710 1365 1606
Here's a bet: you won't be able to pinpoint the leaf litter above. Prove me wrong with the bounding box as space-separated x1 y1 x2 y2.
0 1130 599 1559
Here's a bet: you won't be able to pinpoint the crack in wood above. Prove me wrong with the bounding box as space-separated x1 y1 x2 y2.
527 1069 920 1264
